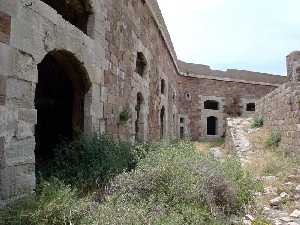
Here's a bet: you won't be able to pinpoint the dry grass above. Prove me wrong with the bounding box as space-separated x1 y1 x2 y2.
244 127 300 212
194 138 225 154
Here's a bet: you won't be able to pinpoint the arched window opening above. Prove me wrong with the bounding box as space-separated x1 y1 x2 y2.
204 100 219 110
41 0 93 35
135 93 144 142
207 116 218 136
185 92 191 100
161 79 166 94
246 103 256 112
160 106 165 139
135 52 147 77
35 50 91 173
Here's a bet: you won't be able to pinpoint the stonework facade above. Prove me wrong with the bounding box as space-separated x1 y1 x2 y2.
256 51 300 155
0 0 287 204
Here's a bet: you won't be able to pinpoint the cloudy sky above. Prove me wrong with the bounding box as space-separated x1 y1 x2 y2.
157 0 300 75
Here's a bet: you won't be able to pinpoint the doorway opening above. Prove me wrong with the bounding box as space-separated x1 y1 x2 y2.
207 116 217 136
35 50 91 172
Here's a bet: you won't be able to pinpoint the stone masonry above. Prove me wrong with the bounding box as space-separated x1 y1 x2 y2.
0 0 288 204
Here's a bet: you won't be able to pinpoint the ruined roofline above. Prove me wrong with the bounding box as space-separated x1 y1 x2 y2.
145 0 287 87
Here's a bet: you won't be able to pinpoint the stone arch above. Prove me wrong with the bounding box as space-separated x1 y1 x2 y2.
34 50 91 170
204 100 219 110
135 52 147 77
135 92 145 142
40 0 93 36
207 116 218 136
160 106 166 139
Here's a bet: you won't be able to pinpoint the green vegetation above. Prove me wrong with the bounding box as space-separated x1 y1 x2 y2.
40 134 138 190
119 109 130 124
0 139 260 225
266 129 281 147
251 114 264 128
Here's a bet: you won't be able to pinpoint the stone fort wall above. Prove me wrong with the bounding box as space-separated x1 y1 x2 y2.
0 0 286 204
256 52 300 155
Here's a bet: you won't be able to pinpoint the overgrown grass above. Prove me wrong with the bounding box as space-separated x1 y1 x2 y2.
265 129 281 147
251 115 264 128
40 134 140 190
0 178 93 225
0 140 260 225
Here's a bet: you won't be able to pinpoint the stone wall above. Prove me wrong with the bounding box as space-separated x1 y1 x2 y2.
0 0 287 204
257 82 300 154
177 75 279 140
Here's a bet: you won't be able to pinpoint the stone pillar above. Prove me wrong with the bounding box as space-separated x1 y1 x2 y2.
0 48 37 206
286 51 300 81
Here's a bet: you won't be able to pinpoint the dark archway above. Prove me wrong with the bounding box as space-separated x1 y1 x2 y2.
35 50 91 171
41 0 93 35
207 116 217 136
135 93 144 142
135 52 147 77
246 103 256 112
160 106 165 139
204 100 219 110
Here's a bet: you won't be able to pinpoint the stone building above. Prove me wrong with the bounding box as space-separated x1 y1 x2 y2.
0 0 287 204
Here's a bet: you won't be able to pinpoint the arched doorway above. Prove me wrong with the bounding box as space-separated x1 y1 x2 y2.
135 93 144 142
160 106 165 139
35 50 91 171
40 0 93 35
207 116 217 136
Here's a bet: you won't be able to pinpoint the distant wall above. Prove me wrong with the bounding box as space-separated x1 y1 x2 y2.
257 82 300 154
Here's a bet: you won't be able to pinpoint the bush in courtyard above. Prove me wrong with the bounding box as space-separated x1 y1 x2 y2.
266 129 281 147
0 178 93 225
92 141 260 225
251 114 264 128
41 134 138 189
0 141 259 225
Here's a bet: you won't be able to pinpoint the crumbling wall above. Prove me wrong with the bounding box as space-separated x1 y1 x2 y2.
257 82 300 154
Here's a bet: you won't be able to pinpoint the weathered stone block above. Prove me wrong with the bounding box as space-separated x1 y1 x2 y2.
15 163 35 196
0 10 11 44
5 138 35 166
18 108 37 124
16 121 34 140
6 78 34 109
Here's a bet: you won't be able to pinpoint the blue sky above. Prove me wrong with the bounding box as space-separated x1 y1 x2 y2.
157 0 300 75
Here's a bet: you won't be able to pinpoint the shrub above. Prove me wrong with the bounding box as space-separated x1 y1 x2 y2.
266 129 281 147
1 141 259 225
92 141 260 224
0 179 93 225
251 115 264 128
41 134 136 189
119 110 130 124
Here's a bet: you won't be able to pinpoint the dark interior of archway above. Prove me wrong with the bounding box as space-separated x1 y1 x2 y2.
207 116 217 135
35 54 75 172
41 0 92 34
160 107 165 139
